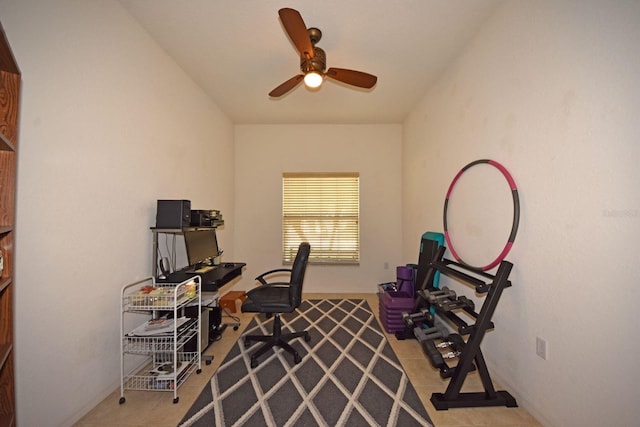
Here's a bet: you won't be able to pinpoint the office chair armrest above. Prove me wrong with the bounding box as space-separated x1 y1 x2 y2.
245 282 288 297
255 268 293 286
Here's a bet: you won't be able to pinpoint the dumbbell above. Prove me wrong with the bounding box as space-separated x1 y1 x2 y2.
439 295 475 311
401 309 433 327
401 312 415 328
425 286 451 298
434 332 467 351
414 322 449 342
415 308 434 324
444 333 466 351
422 340 446 370
435 341 454 349
440 351 461 359
426 287 456 304
414 326 436 342
421 340 459 370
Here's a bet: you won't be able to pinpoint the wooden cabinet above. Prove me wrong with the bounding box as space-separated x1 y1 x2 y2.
0 21 20 427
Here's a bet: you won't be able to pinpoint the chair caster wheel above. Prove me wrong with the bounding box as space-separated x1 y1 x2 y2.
196 368 202 374
294 353 302 364
119 397 125 404
304 332 311 342
233 325 239 331
250 358 259 368
173 397 179 404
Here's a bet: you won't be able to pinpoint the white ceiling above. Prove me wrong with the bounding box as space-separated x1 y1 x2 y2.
119 0 501 124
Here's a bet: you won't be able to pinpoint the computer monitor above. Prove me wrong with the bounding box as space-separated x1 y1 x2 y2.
184 229 219 266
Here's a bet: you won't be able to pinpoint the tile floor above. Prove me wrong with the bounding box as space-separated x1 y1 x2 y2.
75 293 543 426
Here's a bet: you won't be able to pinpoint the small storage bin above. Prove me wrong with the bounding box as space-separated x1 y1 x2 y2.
220 291 247 313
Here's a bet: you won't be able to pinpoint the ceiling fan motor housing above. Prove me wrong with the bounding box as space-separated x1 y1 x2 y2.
307 27 322 44
300 46 326 74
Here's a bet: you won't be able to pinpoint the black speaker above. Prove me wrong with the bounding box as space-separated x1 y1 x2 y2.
156 199 191 229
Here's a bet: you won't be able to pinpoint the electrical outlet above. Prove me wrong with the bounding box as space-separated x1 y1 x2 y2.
536 337 548 360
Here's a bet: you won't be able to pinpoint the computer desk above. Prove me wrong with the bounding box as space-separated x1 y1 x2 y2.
157 262 246 364
156 262 246 292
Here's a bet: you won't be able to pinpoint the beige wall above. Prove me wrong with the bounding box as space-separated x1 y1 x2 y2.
0 1 234 425
403 1 640 426
233 124 403 293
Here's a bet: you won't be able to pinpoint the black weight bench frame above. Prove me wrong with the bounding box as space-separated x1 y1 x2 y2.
420 246 518 410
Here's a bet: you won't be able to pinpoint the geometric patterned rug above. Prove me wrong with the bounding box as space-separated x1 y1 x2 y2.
178 299 433 427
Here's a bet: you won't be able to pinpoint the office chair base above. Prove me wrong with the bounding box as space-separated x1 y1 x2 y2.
244 314 311 368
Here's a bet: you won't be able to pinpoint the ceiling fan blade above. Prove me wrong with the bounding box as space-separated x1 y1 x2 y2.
326 68 377 89
269 75 305 97
278 8 314 59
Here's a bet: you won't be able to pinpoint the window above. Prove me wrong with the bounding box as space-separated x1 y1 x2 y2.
282 172 360 264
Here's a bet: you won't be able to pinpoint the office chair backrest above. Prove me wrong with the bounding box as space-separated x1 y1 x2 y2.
289 242 310 308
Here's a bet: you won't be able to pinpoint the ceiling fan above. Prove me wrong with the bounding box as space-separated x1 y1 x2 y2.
269 8 378 98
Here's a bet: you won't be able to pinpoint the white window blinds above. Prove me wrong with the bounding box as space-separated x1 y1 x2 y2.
282 172 360 264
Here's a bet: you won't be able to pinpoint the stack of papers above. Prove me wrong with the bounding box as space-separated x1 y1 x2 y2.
127 317 192 336
150 362 188 380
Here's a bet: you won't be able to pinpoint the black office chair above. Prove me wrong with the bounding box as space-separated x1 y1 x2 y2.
241 242 311 368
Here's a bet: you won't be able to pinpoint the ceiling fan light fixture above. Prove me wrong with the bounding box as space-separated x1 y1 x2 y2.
304 71 323 88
